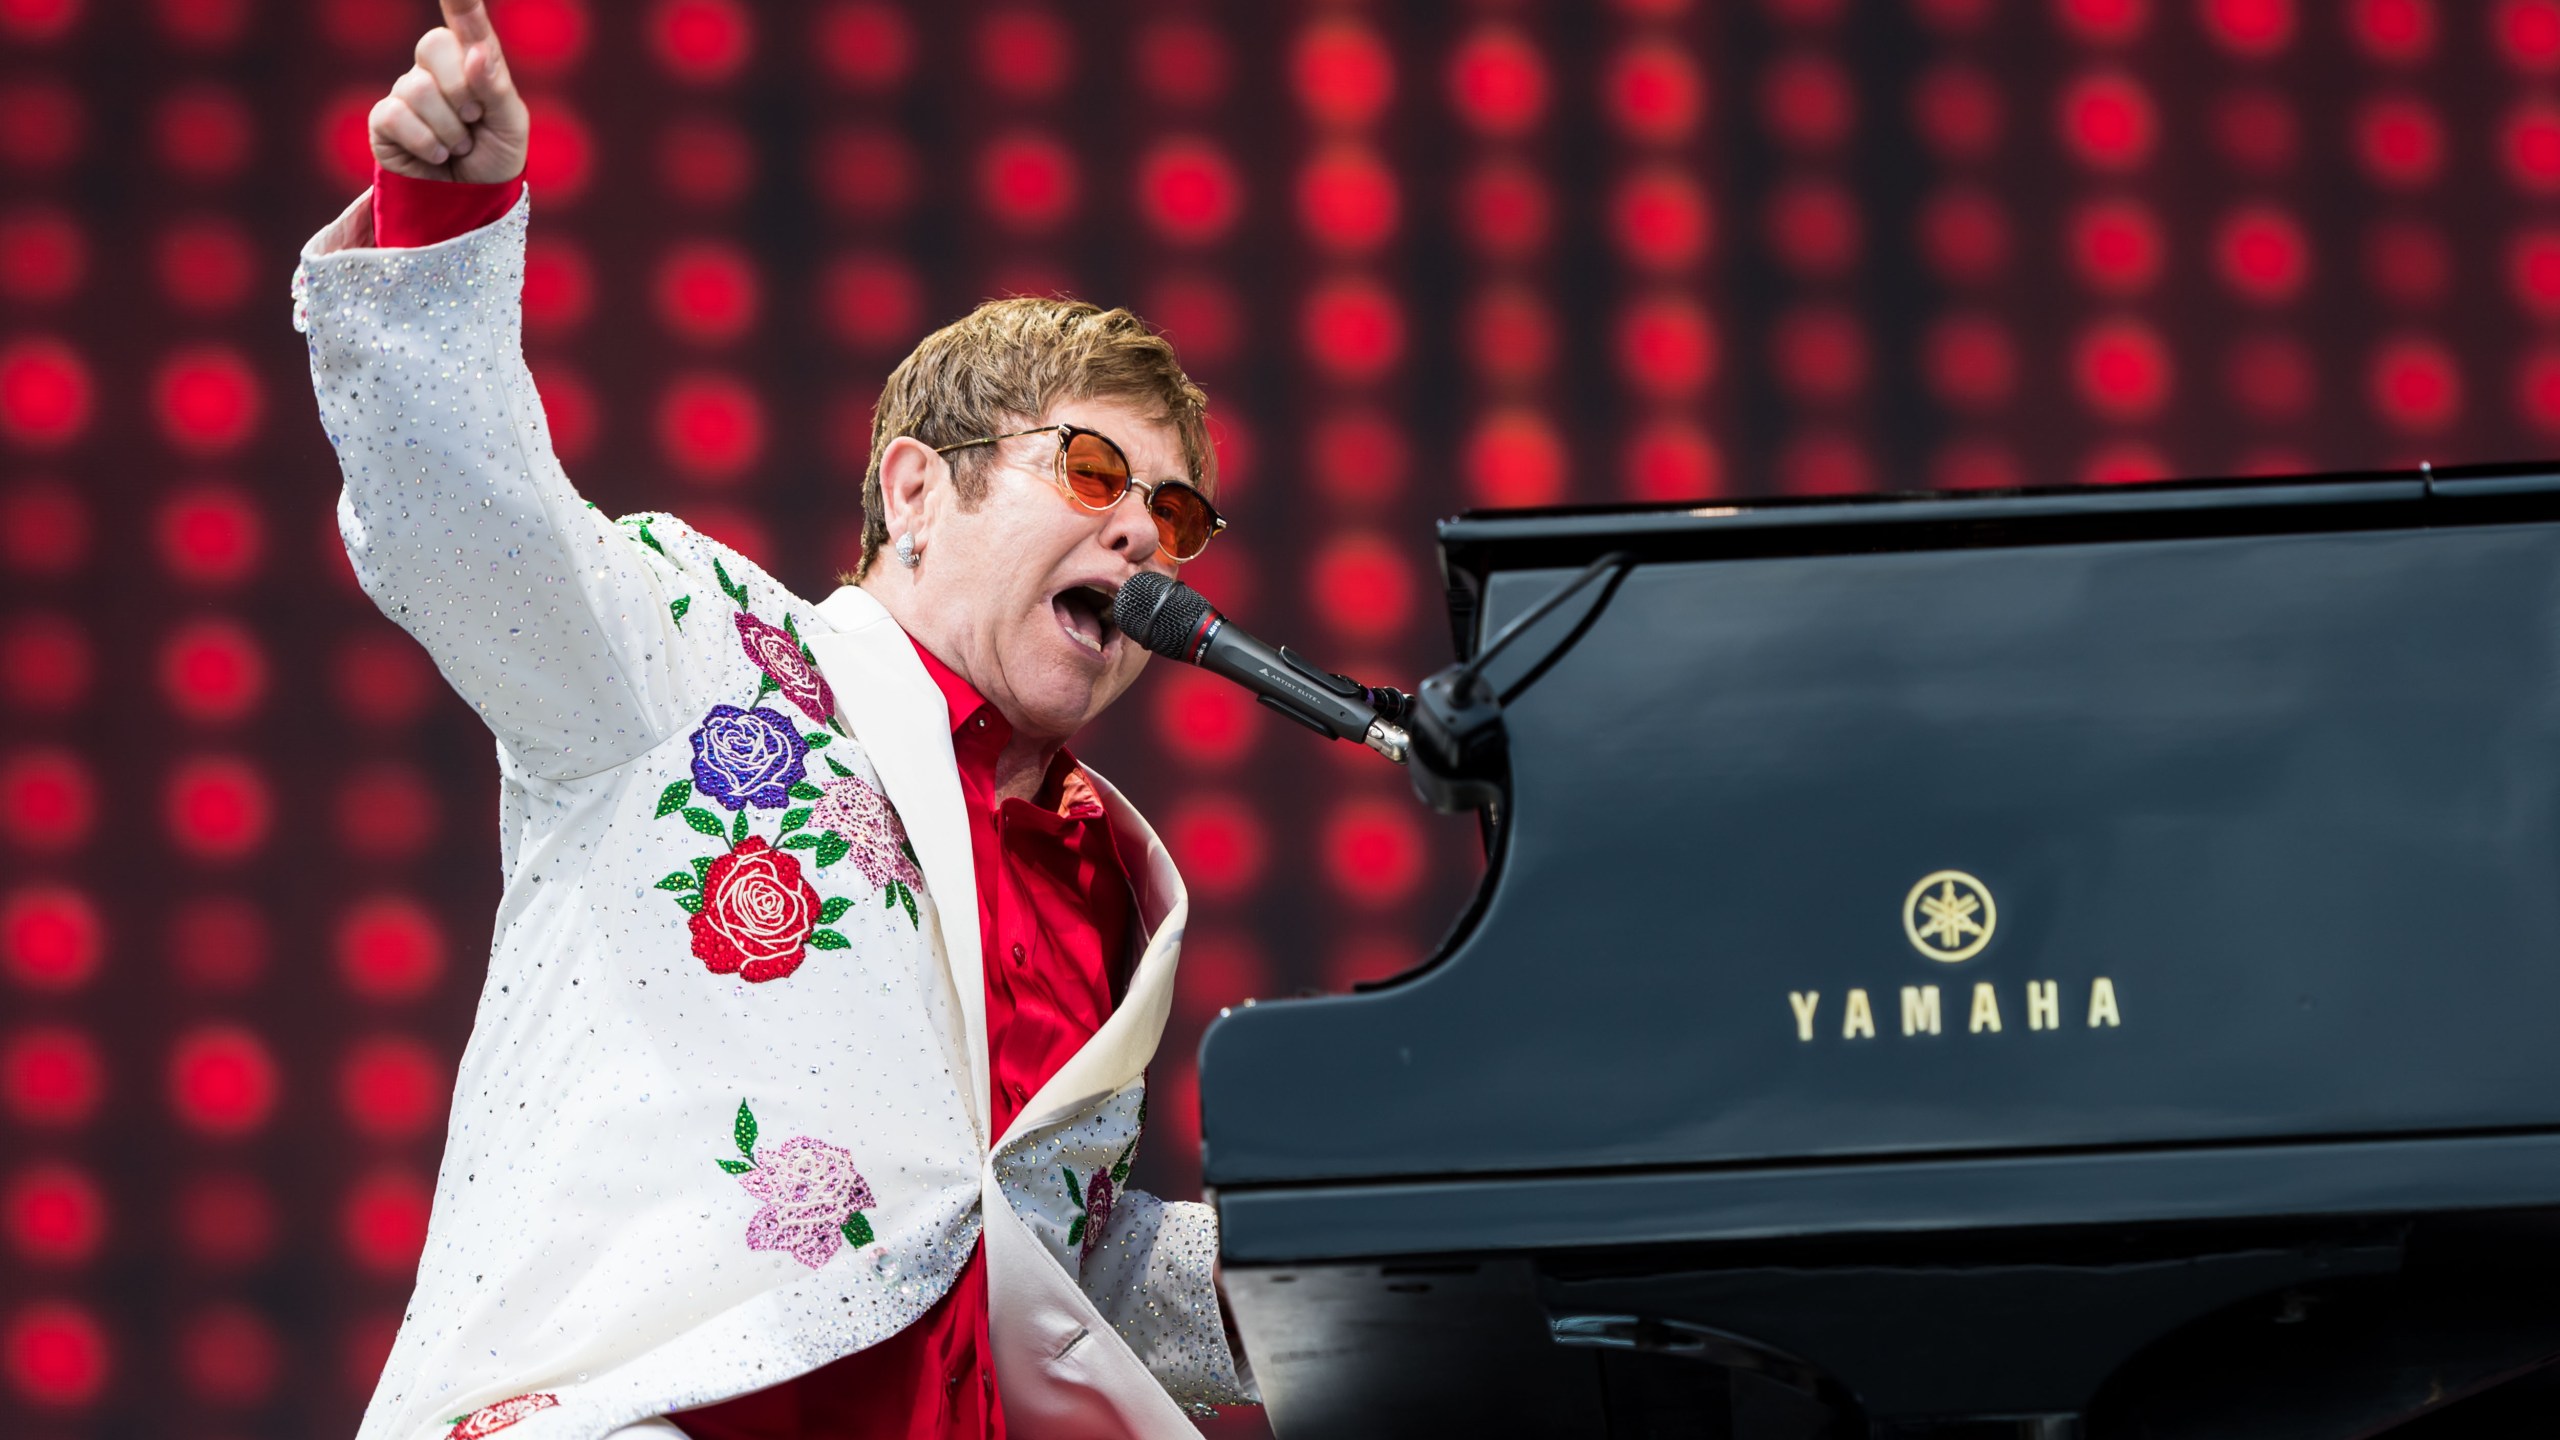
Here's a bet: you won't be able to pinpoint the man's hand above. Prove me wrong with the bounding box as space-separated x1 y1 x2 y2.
368 0 528 184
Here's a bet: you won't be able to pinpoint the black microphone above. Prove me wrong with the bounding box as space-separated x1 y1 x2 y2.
1114 572 1410 762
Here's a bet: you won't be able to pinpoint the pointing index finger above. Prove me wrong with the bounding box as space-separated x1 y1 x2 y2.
439 0 498 48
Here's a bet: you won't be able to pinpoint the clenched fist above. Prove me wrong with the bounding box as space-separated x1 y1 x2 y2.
369 0 529 184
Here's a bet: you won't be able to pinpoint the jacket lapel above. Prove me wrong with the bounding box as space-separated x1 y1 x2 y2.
807 586 989 1136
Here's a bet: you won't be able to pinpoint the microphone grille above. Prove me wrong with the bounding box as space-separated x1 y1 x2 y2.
1114 572 1215 661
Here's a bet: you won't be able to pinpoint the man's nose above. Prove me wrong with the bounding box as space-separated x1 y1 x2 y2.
1097 486 1160 560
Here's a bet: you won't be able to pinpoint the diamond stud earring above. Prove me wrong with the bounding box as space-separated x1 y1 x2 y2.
895 532 920 568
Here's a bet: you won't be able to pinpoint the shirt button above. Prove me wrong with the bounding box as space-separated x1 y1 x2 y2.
1010 942 1026 965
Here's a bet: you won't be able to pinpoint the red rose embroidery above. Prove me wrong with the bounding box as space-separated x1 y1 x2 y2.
690 837 821 983
447 1393 558 1440
735 611 838 727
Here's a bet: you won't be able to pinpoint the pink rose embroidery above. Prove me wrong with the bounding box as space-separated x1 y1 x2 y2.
810 775 923 891
445 1393 558 1440
736 611 837 727
720 1101 877 1270
690 837 822 983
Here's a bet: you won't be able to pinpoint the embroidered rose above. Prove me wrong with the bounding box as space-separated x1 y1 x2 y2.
691 838 821 982
720 1102 878 1270
811 775 923 890
690 705 810 811
445 1393 558 1440
736 611 838 727
1079 1169 1114 1261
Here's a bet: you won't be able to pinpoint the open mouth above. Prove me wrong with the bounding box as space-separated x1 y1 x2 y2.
1052 582 1119 659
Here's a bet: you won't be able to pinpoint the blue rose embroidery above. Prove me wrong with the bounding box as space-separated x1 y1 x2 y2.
690 705 810 811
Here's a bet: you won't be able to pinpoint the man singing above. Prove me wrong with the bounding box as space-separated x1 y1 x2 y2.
295 3 1256 1436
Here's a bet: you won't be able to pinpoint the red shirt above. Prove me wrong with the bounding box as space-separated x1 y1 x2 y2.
368 168 1134 1439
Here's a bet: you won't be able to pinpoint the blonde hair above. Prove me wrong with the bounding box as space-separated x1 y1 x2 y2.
853 296 1214 580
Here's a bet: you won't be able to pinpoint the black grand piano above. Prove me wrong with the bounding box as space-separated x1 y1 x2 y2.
1196 467 2560 1438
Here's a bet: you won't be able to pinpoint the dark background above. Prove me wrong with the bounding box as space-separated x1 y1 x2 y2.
6 0 2560 1433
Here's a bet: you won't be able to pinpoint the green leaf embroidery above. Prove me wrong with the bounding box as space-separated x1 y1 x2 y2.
841 1211 874 1248
676 893 705 915
898 881 919 929
804 731 832 749
670 595 691 628
782 612 799 638
825 755 854 778
1066 1215 1086 1247
713 558 748 608
655 871 696 892
781 833 822 850
779 807 811 835
682 808 726 839
1062 1165 1081 1198
655 780 693 818
814 832 850 869
635 521 668 556
807 928 850 950
691 854 715 886
788 781 823 801
753 672 777 706
716 1158 753 1175
734 1099 758 1157
883 886 897 910
817 895 853 924
730 809 749 846
1111 1160 1131 1184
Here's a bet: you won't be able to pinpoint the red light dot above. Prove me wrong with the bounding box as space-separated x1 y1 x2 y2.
2505 98 2560 191
1208 410 1251 501
2351 0 2435 61
812 125 915 221
820 252 921 355
2356 96 2443 187
0 480 84 576
1324 797 1425 906
2365 220 2449 305
653 242 759 345
2200 0 2293 55
523 99 594 202
0 337 92 448
153 346 263 455
1919 187 2010 284
2069 197 2165 295
659 115 752 207
530 362 599 464
4 1300 107 1406
3 612 89 712
2074 317 2175 420
2059 0 2148 43
1764 177 1862 277
1623 420 1724 501
157 215 254 312
2059 71 2157 170
169 1024 277 1137
2082 441 2173 486
1463 410 1569 508
1924 312 2018 411
977 7 1070 99
1615 295 1720 400
177 1171 274 1267
342 1167 432 1275
814 1 912 92
333 635 434 727
1307 532 1414 642
977 131 1079 232
152 85 252 183
1174 544 1255 618
340 1034 446 1140
337 894 445 1001
2225 334 2317 420
0 0 79 40
1610 168 1713 271
2 1026 99 1126
657 371 765 482
2511 226 2560 316
313 86 374 189
1310 409 1407 506
0 80 83 172
650 0 752 82
1152 667 1259 768
156 485 260 590
1143 274 1243 370
1780 432 1875 495
1301 277 1405 381
493 0 585 72
0 887 94 991
2369 336 2462 431
0 208 81 303
4 1162 104 1265
1297 145 1398 254
335 761 440 860
0 748 91 853
1912 63 2002 161
1604 39 1705 143
2517 344 2560 433
2498 0 2560 70
1447 25 1548 137
166 755 270 860
1162 794 1265 899
521 238 593 336
1137 138 1243 246
1293 17 1395 129
2212 87 2297 171
1761 52 1855 150
178 1303 278 1406
1463 286 1557 386
171 895 266 991
1456 161 1551 259
160 618 266 724
2214 205 2311 303
1174 928 1266 1030
1136 17 1228 107
1773 304 1870 402
1932 438 2025 491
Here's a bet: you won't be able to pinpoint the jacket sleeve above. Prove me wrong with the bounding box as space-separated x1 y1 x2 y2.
293 188 693 780
1078 1190 1258 1411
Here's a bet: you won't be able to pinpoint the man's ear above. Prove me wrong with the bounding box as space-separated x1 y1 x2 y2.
875 436 943 538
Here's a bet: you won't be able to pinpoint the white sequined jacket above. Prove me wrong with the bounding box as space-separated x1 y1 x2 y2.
295 190 1253 1440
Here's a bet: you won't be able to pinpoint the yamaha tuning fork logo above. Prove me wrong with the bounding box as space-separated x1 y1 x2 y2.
1904 869 1996 962
1783 869 2122 1044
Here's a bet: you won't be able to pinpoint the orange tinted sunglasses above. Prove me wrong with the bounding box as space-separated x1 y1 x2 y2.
934 424 1227 563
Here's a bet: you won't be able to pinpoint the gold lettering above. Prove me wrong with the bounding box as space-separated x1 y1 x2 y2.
1901 985 1942 1037
1969 982 2002 1034
1843 988 1875 1039
1789 990 1821 1042
2026 980 2059 1031
2088 976 2121 1028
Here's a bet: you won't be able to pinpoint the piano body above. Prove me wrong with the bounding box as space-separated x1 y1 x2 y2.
1197 469 2560 1438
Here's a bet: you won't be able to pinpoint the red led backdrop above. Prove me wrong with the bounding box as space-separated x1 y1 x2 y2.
8 0 2560 1431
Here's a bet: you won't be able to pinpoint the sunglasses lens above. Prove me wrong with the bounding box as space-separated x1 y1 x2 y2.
1060 432 1130 509
1149 484 1220 561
